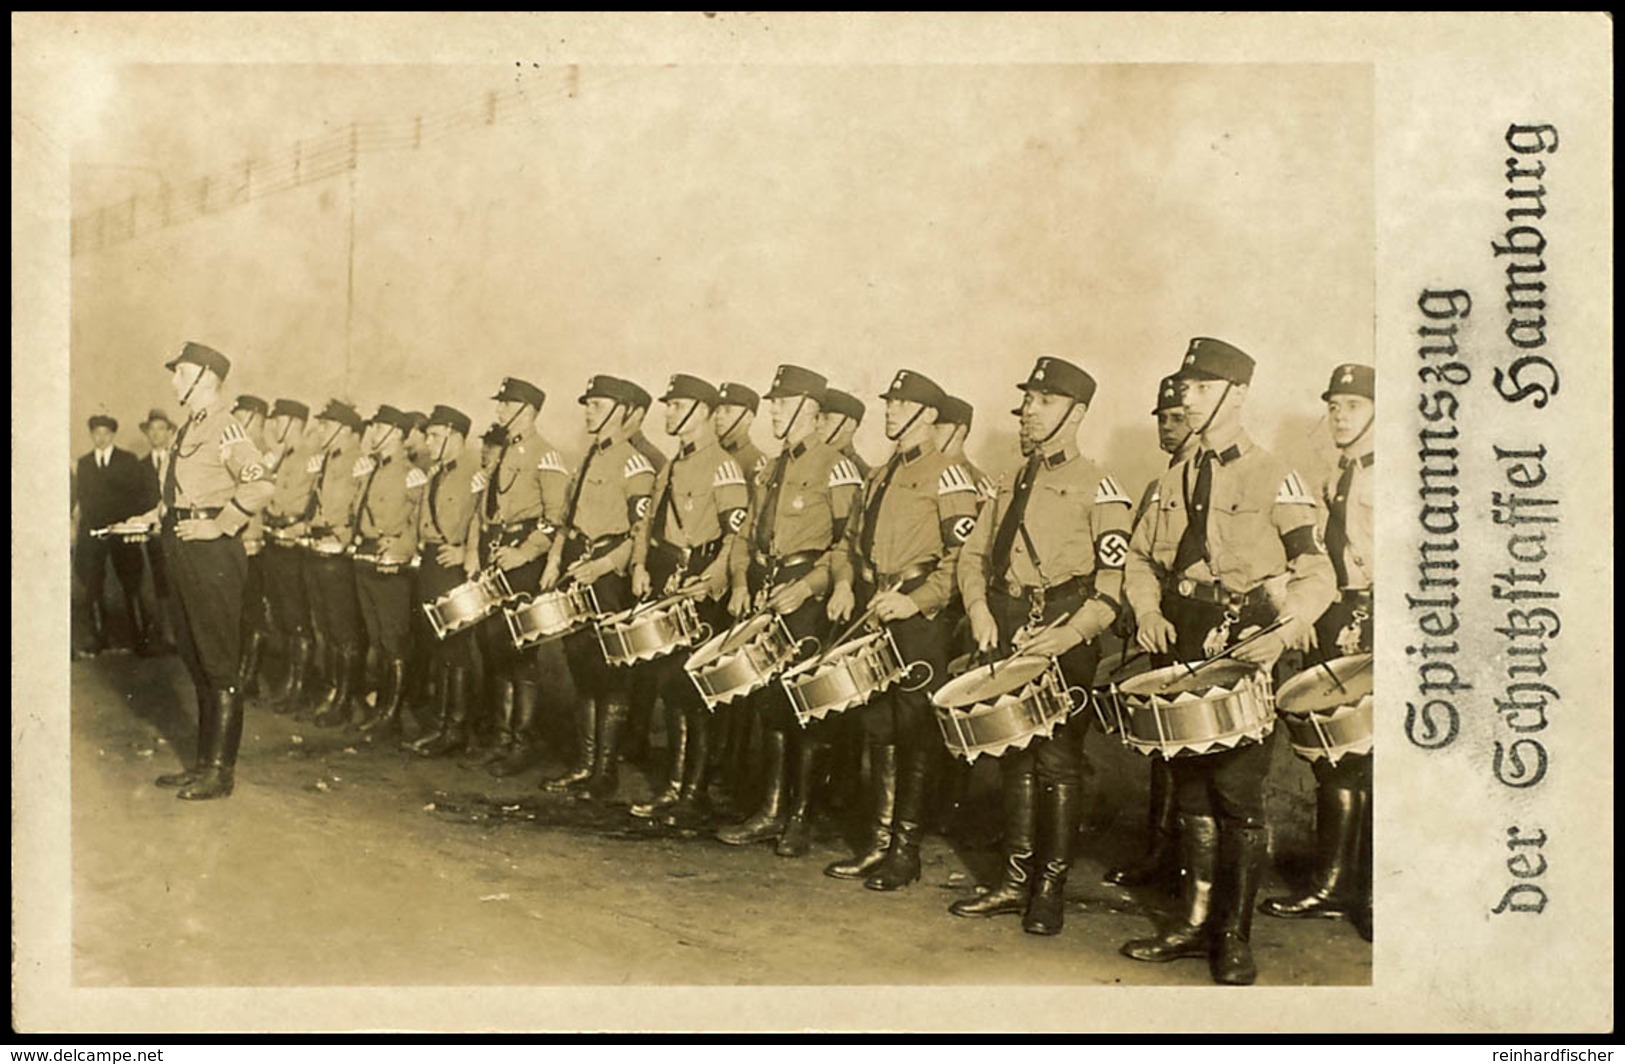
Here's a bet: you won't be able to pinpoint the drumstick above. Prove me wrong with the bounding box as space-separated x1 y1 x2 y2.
1317 654 1373 695
1179 616 1294 680
816 581 903 666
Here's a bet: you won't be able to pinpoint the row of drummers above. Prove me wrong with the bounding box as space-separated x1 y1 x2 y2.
246 340 1374 987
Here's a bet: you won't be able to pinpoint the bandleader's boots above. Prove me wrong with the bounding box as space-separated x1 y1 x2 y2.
1120 814 1219 963
716 729 788 846
238 627 269 702
950 768 1037 917
826 744 897 879
1024 781 1080 936
178 686 244 801
491 680 543 777
157 683 212 789
1211 824 1268 985
313 647 359 729
359 658 407 739
631 700 685 819
1105 760 1181 888
1259 785 1361 919
542 696 598 792
587 696 631 800
776 736 826 857
417 666 472 758
865 746 929 891
272 633 313 715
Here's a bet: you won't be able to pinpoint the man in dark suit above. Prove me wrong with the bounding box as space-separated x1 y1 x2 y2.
73 414 158 656
136 408 179 653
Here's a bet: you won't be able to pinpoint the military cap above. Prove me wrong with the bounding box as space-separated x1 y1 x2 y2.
405 410 430 435
164 340 231 381
625 381 654 411
935 395 974 427
1152 374 1183 415
661 373 721 407
879 369 948 410
233 394 270 419
140 408 174 430
578 374 645 407
763 364 827 401
481 422 509 447
717 382 760 413
492 376 546 409
1173 337 1255 386
87 414 118 432
271 398 309 423
1019 356 1097 405
427 404 472 438
315 398 364 433
369 404 414 432
1322 363 1375 402
821 388 866 424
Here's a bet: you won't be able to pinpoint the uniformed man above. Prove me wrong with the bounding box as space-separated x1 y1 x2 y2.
403 411 433 472
947 357 1133 934
818 388 873 480
709 381 767 796
1260 363 1375 942
299 399 366 728
405 404 481 758
1103 375 1198 889
537 375 657 800
231 394 283 703
823 370 981 887
715 365 863 855
620 380 670 771
627 374 750 824
150 342 274 800
932 395 992 501
467 377 570 775
399 407 438 721
254 399 318 714
345 404 428 739
714 382 765 480
1119 338 1336 985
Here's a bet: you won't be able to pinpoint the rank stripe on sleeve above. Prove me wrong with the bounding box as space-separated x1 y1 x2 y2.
829 459 863 488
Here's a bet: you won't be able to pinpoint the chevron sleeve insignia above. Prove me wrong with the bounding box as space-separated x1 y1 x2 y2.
1094 474 1132 507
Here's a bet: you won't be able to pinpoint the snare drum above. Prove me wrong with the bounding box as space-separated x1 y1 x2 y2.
423 568 514 640
1100 660 1275 760
684 612 805 711
505 583 601 649
1275 654 1373 765
1088 645 1156 734
780 629 917 726
931 655 1080 763
597 594 712 667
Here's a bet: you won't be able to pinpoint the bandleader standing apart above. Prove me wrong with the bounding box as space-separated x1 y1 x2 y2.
151 342 274 800
1119 338 1335 984
949 357 1133 935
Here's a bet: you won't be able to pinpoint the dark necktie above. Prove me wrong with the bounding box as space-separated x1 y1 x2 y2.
351 458 382 536
1325 457 1358 588
754 450 792 553
1171 449 1216 576
426 464 447 539
484 441 511 519
987 452 1044 582
856 455 902 560
650 461 678 545
563 444 598 531
161 414 200 509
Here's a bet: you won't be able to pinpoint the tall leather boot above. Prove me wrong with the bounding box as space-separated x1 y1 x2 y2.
1024 781 1080 935
126 595 154 657
1352 792 1373 942
776 735 826 857
1260 785 1361 919
1211 823 1268 985
82 600 108 657
667 708 712 826
238 627 269 702
865 745 929 891
632 699 686 819
491 680 543 777
717 728 788 845
292 634 330 722
405 663 450 753
271 633 312 715
313 646 359 728
480 680 517 766
157 682 213 788
827 744 897 879
542 696 597 792
950 767 1036 916
1121 814 1220 963
178 686 244 801
359 658 407 739
417 666 472 758
587 696 630 800
1105 760 1180 888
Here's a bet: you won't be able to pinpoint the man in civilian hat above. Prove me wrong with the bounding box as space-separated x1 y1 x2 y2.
709 380 766 797
300 399 366 727
230 394 277 701
149 342 275 800
341 404 428 739
405 404 482 758
1103 374 1199 891
1120 337 1335 984
469 376 570 775
537 375 657 800
73 412 155 657
714 364 863 854
254 398 320 714
1259 362 1375 942
818 387 873 480
626 373 751 824
822 369 981 885
135 407 179 653
948 356 1133 935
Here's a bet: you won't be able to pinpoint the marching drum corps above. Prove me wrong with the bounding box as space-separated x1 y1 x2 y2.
75 337 1376 986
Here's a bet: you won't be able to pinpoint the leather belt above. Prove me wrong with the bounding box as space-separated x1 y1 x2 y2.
567 529 629 560
654 536 725 570
752 548 822 572
859 558 937 589
999 573 1087 603
1340 587 1373 609
1173 577 1272 612
167 506 222 521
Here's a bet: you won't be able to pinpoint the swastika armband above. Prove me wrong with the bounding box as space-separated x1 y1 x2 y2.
1282 524 1323 559
629 494 652 524
1095 529 1130 569
941 513 978 546
724 507 748 534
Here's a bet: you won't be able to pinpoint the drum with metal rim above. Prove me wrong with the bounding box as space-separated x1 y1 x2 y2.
597 594 712 667
931 655 1081 763
1100 660 1276 760
780 628 928 726
1275 654 1373 766
505 583 601 649
684 612 808 711
423 568 514 640
1088 644 1157 735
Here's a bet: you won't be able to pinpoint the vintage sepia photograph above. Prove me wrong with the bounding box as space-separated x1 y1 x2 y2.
13 12 1612 1036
